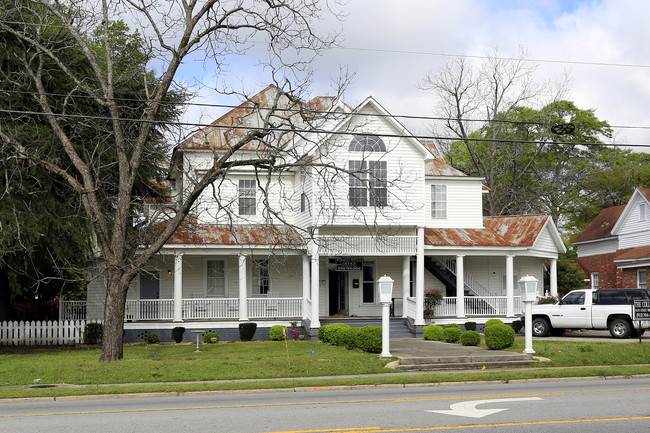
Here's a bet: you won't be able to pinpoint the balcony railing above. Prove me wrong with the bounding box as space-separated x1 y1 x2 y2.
317 235 416 256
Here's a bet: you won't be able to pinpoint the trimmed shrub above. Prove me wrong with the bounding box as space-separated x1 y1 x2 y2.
269 325 287 341
145 332 160 344
464 322 477 332
442 326 462 343
460 330 481 346
83 323 103 344
318 323 349 343
342 327 361 350
203 332 221 343
239 322 257 341
171 326 185 343
511 320 523 333
423 325 444 341
484 319 505 329
356 326 382 353
484 324 515 350
329 324 352 347
444 323 461 329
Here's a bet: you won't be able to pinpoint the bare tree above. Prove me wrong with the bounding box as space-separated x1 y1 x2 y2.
420 46 570 216
0 0 347 362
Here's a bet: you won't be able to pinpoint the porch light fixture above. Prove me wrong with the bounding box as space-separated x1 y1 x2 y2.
377 275 394 358
167 269 173 278
519 275 538 354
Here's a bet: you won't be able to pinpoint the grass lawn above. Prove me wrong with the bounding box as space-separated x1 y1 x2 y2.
2 337 650 399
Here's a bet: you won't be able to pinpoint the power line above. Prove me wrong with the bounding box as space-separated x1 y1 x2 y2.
2 88 648 132
1 107 646 148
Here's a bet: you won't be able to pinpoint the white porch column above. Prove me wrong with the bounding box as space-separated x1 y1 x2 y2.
415 226 425 326
550 258 558 297
456 255 466 319
402 256 410 318
302 255 310 320
238 254 248 321
506 255 515 317
310 230 321 328
173 252 183 322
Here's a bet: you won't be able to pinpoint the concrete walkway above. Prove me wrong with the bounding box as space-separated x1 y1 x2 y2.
389 338 535 370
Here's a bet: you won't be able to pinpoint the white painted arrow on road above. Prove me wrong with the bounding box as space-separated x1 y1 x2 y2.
427 397 543 419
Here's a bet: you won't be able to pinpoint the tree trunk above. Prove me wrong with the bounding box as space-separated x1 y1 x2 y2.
99 271 130 362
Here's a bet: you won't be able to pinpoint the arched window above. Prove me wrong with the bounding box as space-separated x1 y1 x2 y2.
349 135 386 152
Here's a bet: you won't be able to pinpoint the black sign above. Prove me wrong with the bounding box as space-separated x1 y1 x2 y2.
335 257 363 271
633 300 650 320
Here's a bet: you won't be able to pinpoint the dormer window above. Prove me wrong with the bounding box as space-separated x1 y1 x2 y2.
640 203 647 221
348 135 387 207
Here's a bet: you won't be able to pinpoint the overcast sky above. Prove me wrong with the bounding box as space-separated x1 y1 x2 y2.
181 0 650 151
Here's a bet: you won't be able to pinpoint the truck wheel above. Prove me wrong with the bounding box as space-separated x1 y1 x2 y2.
609 318 632 338
532 317 550 337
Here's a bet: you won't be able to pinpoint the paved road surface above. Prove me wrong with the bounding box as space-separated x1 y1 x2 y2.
2 377 650 432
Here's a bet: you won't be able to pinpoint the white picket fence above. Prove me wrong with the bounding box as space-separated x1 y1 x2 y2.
0 320 99 346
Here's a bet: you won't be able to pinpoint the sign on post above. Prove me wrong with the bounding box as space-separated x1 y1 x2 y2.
633 300 650 343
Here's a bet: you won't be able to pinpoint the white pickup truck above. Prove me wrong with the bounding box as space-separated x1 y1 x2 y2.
531 288 650 338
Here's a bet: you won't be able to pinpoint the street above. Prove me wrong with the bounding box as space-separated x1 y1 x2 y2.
2 377 650 432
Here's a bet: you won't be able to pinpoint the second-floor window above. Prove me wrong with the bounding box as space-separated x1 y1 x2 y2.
349 160 387 207
431 185 447 219
238 179 256 215
640 203 647 221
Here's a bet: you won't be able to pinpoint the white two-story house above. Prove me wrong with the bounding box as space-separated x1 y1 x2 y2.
69 85 565 339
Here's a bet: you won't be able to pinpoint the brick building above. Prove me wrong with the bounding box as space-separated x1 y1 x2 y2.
573 188 650 290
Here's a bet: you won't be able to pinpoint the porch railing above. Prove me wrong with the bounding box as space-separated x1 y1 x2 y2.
407 296 523 319
183 298 240 319
125 299 174 321
59 300 87 321
248 297 302 318
317 235 417 256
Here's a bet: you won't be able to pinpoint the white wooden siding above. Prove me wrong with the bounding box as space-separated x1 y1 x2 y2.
425 179 484 228
575 239 619 257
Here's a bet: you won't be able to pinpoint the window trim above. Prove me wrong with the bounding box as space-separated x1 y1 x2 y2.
349 160 388 208
238 179 256 216
431 184 447 219
204 259 226 297
639 269 648 290
640 203 647 221
591 271 599 290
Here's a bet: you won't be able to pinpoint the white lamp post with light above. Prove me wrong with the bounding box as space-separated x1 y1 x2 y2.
377 275 394 358
519 275 538 354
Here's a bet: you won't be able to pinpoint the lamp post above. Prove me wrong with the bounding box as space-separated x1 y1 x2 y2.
378 275 394 358
519 275 538 354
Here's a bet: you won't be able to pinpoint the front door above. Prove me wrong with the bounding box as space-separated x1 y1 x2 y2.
139 271 160 319
328 270 349 316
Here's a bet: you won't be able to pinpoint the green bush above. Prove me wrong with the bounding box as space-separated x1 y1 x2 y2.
460 330 481 346
511 320 523 333
329 324 353 347
484 324 515 350
171 327 185 343
444 323 461 329
423 324 444 341
203 332 220 343
145 332 160 344
269 325 287 341
464 322 477 331
83 323 103 344
342 327 361 350
442 326 462 343
318 323 349 343
239 322 257 341
484 319 505 329
356 326 382 353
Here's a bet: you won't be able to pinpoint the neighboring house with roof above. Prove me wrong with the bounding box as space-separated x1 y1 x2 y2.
67 85 566 338
573 188 650 291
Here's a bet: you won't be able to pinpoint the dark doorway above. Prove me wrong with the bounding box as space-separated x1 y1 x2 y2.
328 270 348 316
139 271 160 319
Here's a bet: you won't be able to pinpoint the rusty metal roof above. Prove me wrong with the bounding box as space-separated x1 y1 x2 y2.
640 187 650 202
572 205 625 243
425 158 468 177
424 214 551 247
166 223 303 246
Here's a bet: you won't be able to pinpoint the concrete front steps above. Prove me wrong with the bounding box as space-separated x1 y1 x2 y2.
390 338 536 371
